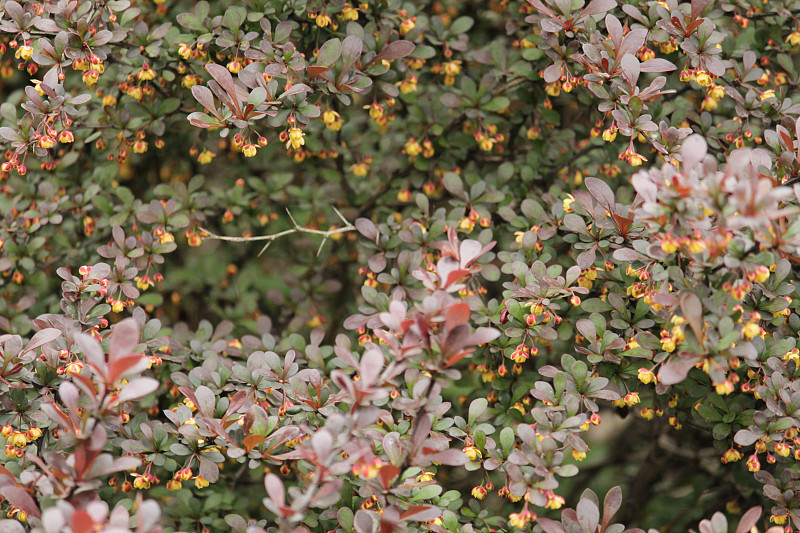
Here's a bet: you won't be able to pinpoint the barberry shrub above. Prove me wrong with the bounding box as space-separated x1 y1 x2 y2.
0 0 800 531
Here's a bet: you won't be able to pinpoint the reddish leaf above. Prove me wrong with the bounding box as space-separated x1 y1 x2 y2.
400 505 442 522
538 518 567 533
108 354 146 384
244 434 265 453
368 40 416 67
612 214 633 237
380 506 400 533
444 268 469 288
445 302 471 327
691 0 712 20
377 464 400 489
307 66 331 80
71 510 95 533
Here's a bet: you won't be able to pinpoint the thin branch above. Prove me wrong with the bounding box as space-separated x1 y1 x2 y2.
198 206 356 257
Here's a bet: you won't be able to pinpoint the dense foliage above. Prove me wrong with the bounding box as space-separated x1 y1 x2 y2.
2 0 800 531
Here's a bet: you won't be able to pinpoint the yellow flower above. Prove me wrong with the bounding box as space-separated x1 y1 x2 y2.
350 162 370 176
638 368 657 384
286 127 305 149
661 337 676 352
741 322 761 340
572 449 587 461
695 71 711 86
242 144 258 158
463 445 482 461
194 475 210 489
8 432 27 448
443 60 462 76
624 392 640 406
398 75 418 94
15 45 33 61
341 4 359 20
721 449 743 463
471 485 487 499
198 150 215 164
404 138 422 157
137 64 156 81
132 474 150 490
399 17 416 35
563 194 575 213
509 509 537 528
416 471 435 482
787 31 800 46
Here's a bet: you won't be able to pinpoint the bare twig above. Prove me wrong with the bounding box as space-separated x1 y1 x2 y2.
198 206 356 257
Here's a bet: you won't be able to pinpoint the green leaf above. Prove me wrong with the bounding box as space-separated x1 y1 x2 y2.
483 96 510 112
410 484 443 502
468 398 488 426
449 16 474 35
500 427 515 456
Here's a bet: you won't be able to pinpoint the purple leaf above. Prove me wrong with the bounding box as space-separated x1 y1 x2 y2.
679 292 704 340
735 507 762 533
108 318 140 361
359 347 384 387
197 454 219 482
0 484 40 519
580 0 616 17
640 58 677 72
205 62 237 99
422 448 468 466
355 218 377 240
369 40 415 66
21 328 61 356
733 429 760 446
191 85 216 112
585 177 615 210
116 377 159 403
468 327 500 346
602 486 623 528
543 62 564 83
620 54 640 86
605 14 623 49
59 381 80 412
658 357 698 386
577 498 600 533
311 430 333 460
538 518 566 533
281 83 312 98
681 134 707 170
